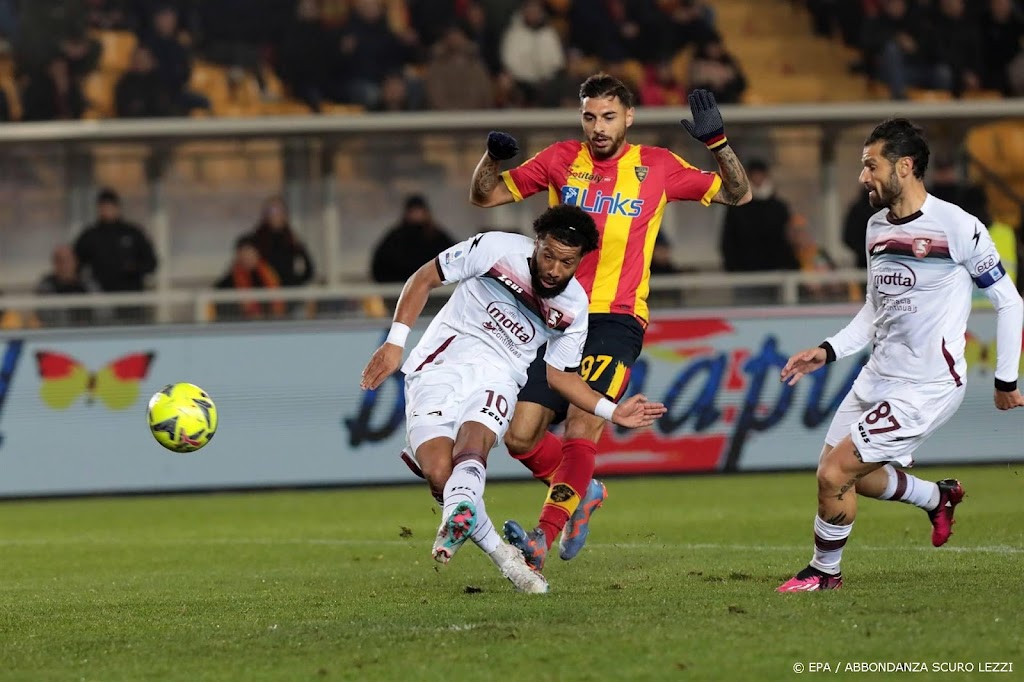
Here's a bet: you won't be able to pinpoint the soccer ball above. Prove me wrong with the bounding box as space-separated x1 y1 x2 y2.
147 383 218 453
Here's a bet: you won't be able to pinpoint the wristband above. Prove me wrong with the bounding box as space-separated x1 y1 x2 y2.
386 322 410 348
595 397 616 422
705 134 729 151
995 378 1017 392
818 342 836 364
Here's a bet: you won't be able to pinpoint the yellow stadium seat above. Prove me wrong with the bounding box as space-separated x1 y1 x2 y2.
95 30 138 73
189 61 230 112
906 88 954 102
93 143 148 190
82 70 119 118
0 74 22 121
963 89 1004 101
259 99 311 116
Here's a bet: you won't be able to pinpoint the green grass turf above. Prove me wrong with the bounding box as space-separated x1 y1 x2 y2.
0 464 1022 682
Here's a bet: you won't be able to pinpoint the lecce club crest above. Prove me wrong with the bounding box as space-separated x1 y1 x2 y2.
912 238 932 258
634 165 649 182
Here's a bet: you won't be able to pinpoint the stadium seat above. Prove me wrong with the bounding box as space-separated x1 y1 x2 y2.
93 144 148 190
907 88 954 102
82 70 119 118
188 62 231 113
95 30 138 73
172 141 250 187
0 73 22 121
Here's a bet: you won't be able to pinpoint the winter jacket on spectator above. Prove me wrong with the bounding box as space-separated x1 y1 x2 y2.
425 27 493 110
500 10 565 85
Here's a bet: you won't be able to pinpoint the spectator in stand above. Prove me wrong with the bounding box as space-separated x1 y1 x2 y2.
720 160 800 273
22 57 86 121
787 214 853 302
406 0 461 54
247 196 315 287
981 0 1024 95
655 0 717 61
474 0 517 74
842 188 876 269
650 233 682 274
567 0 661 64
35 244 96 327
861 0 953 99
116 46 175 117
932 0 984 96
687 35 747 104
278 0 333 112
500 0 565 107
371 194 455 283
215 235 286 321
16 1 88 77
73 188 157 292
142 5 210 114
60 29 101 81
425 25 493 110
338 0 418 109
805 0 868 48
85 0 134 30
929 157 990 224
195 0 290 91
639 61 687 107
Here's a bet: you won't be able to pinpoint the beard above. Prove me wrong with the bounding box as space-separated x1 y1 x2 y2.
868 170 902 209
590 129 626 160
530 260 571 299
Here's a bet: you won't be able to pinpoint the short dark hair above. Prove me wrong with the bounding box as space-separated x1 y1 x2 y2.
235 235 258 250
579 73 635 109
864 118 930 179
533 205 599 255
97 187 120 205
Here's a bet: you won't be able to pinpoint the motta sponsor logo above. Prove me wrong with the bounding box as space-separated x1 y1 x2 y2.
873 262 916 296
484 301 535 344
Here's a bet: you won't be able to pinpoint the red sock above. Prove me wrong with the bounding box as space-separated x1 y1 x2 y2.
511 431 562 484
538 438 597 549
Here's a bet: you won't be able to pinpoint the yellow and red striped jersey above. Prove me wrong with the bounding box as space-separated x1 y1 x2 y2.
501 141 720 324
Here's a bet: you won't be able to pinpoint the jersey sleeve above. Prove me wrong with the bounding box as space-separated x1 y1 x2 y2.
501 143 562 202
665 151 721 206
543 307 589 372
950 218 1007 289
435 233 502 284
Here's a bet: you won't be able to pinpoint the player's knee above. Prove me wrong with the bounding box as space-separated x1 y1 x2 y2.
564 409 605 442
816 456 849 492
504 429 540 457
419 459 453 492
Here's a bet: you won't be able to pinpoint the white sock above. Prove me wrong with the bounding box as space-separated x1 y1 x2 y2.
878 465 940 510
442 458 486 521
809 516 853 576
470 496 502 555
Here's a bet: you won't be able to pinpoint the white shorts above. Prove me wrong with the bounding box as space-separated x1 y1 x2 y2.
404 362 519 454
825 373 965 467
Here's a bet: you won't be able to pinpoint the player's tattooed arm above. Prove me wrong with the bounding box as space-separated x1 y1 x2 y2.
470 154 515 207
710 146 752 206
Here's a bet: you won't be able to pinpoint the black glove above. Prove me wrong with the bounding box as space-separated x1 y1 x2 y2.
680 89 728 151
486 131 520 161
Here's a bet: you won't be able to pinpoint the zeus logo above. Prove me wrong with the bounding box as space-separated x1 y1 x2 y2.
561 186 643 217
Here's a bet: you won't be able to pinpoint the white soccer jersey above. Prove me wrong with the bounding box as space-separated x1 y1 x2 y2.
826 194 1022 386
402 232 590 387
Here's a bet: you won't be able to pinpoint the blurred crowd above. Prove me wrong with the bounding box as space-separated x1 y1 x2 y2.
802 0 1024 99
0 0 746 120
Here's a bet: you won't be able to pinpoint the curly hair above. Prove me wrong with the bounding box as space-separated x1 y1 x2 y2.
532 204 599 254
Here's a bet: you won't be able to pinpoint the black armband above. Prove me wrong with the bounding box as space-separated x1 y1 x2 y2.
995 378 1017 392
818 342 837 364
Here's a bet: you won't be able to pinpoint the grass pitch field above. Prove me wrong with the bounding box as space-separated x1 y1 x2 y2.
1 465 1022 681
